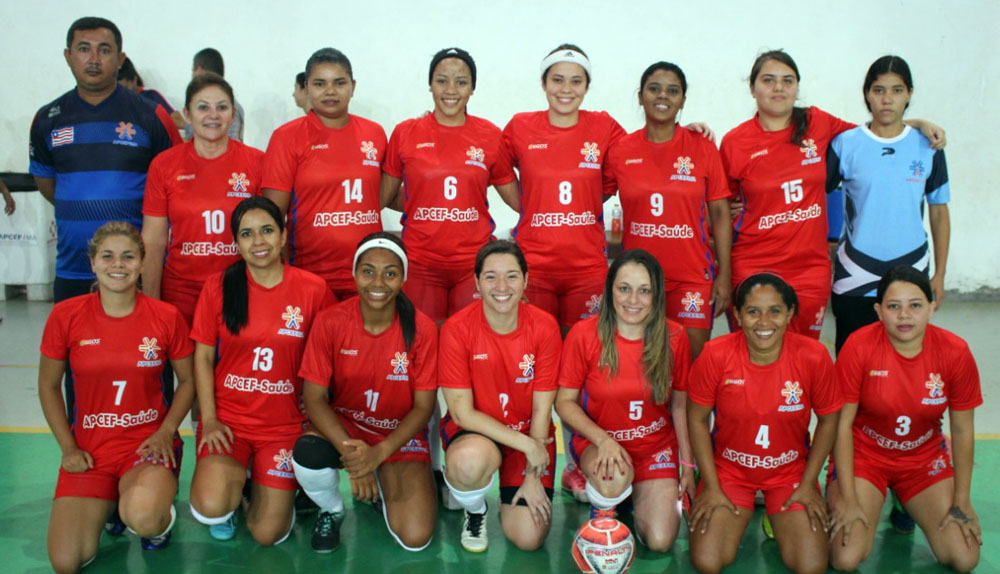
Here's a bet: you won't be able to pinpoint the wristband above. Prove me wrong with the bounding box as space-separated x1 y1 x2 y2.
680 460 696 469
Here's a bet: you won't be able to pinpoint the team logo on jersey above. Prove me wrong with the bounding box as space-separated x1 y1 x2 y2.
360 141 380 167
811 306 825 332
778 381 805 412
922 373 947 405
51 127 74 147
401 438 428 453
580 142 600 163
282 306 303 330
928 455 948 476
139 337 160 360
273 449 293 472
909 160 924 177
116 121 136 140
466 146 485 162
229 172 250 193
650 448 676 470
517 354 535 382
682 292 703 313
391 352 409 375
799 139 820 165
674 156 694 175
584 294 602 318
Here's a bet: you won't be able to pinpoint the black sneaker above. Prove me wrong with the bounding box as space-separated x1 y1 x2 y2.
889 500 915 534
311 510 343 553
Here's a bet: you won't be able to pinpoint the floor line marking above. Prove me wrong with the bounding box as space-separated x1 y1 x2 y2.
0 365 38 369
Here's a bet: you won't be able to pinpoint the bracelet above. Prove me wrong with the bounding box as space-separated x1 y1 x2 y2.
680 460 697 469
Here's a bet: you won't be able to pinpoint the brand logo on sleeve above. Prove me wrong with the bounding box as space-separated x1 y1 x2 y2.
778 381 804 412
527 143 548 150
922 373 946 405
799 139 820 165
671 156 696 181
869 370 889 377
360 141 380 166
340 348 358 356
472 353 489 360
679 292 705 319
79 338 101 346
137 337 163 367
228 172 251 197
415 142 435 149
51 127 74 147
579 142 601 169
516 354 535 383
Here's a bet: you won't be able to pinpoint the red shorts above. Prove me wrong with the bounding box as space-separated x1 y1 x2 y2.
569 432 680 483
665 280 713 330
827 445 954 505
709 461 811 514
440 416 556 491
403 260 477 322
196 427 300 490
54 435 183 500
161 277 204 327
524 268 605 327
337 414 431 464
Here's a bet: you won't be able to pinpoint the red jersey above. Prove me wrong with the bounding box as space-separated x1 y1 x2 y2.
261 112 386 291
720 108 854 298
383 113 516 270
439 301 561 433
606 126 730 284
837 322 982 468
143 139 264 292
558 316 691 454
190 265 335 436
503 110 626 274
299 298 438 439
40 293 193 455
688 331 842 483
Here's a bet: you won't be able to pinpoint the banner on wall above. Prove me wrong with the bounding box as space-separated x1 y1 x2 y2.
0 193 56 284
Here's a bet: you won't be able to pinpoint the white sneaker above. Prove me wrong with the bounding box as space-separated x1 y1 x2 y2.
460 507 488 552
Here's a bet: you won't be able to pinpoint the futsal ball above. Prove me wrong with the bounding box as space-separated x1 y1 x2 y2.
571 517 636 574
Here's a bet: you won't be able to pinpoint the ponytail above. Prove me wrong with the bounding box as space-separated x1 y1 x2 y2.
791 106 810 147
396 291 416 352
222 259 249 335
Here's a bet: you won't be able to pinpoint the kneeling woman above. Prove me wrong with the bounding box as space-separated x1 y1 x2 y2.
292 233 439 553
39 222 195 573
188 197 335 544
439 240 561 552
687 273 842 574
828 266 981 573
555 249 694 552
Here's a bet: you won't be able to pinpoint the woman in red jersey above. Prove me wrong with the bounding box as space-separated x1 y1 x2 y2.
721 50 944 340
687 273 842 574
380 47 520 323
142 73 263 326
606 62 731 357
439 240 561 553
827 266 981 572
555 249 694 552
188 197 335 545
292 232 438 553
39 222 195 572
262 48 386 300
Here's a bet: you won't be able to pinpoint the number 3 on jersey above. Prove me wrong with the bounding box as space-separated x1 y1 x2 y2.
755 424 770 449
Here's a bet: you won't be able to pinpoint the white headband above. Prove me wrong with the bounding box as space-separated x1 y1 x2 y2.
540 49 592 78
353 237 408 280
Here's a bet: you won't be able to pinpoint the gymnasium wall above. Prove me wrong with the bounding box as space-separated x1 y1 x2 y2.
2 0 997 292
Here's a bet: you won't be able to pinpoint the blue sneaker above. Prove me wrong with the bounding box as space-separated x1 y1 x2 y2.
104 508 126 536
141 529 172 551
209 514 237 541
889 496 915 535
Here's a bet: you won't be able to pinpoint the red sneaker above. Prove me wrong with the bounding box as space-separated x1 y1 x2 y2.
561 463 588 503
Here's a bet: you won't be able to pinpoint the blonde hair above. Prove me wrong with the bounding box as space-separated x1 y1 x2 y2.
597 250 672 404
87 221 145 260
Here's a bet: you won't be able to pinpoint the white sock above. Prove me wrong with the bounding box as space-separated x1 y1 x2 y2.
429 404 443 471
585 480 632 510
189 503 233 526
291 461 343 514
443 473 491 514
151 504 177 538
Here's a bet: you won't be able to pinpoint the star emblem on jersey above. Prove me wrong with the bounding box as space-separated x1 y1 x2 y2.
466 146 485 162
229 172 249 192
391 352 409 375
519 354 535 378
681 291 703 312
282 306 303 330
360 140 378 161
925 373 944 398
781 381 802 405
138 337 160 360
673 156 695 175
799 138 817 158
586 294 602 315
580 142 600 163
115 121 136 140
909 160 924 177
273 449 293 472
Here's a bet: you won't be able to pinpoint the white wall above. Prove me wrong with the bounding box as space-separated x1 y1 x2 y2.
3 0 998 292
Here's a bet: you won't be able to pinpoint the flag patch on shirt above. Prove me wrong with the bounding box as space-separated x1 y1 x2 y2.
51 127 74 147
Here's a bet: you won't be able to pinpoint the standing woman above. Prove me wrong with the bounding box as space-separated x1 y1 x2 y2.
291 233 438 553
39 222 195 573
380 47 520 323
262 48 385 300
827 56 951 353
606 62 732 357
188 197 335 545
827 267 981 572
720 50 944 339
438 240 561 552
142 72 263 326
686 273 842 574
555 249 694 552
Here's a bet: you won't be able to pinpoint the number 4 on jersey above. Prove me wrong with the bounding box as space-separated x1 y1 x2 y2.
755 424 770 449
